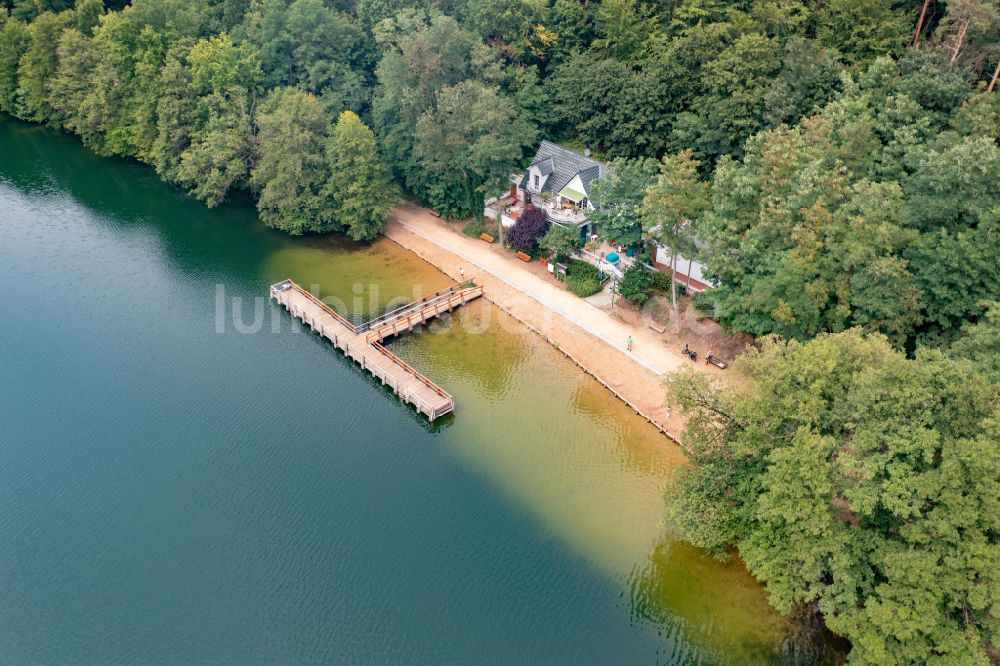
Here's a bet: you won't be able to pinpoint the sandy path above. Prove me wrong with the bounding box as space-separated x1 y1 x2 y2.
383 204 731 441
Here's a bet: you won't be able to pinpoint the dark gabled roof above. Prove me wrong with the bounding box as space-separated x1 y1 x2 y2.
520 140 608 198
577 164 606 193
535 156 555 176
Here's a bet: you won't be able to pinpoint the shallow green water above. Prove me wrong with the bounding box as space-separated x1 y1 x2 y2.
0 118 841 663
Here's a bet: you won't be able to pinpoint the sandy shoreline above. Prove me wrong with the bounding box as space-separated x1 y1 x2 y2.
382 204 716 442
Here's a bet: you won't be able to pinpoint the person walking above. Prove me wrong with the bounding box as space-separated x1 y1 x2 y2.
626 335 633 352
459 267 465 281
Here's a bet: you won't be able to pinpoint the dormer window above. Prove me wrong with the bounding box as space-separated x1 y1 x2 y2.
533 174 539 189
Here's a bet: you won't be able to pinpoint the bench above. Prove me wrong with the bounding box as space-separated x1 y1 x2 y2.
480 233 495 244
648 320 666 334
706 354 729 369
516 251 532 262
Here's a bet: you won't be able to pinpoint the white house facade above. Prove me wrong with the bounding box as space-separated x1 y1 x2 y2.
483 141 610 239
654 244 712 293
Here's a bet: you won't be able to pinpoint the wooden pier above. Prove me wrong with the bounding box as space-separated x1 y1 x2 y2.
270 279 484 421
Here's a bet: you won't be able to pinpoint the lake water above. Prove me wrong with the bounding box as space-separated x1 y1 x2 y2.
0 117 840 663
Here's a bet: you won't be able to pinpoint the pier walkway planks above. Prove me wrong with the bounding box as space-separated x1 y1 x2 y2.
270 279 483 421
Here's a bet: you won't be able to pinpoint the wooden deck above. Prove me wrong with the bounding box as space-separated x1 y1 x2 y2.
270 280 483 421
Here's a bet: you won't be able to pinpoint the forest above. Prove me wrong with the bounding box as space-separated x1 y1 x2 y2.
2 0 998 345
1 0 998 662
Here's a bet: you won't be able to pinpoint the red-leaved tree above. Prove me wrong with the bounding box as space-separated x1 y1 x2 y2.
507 207 550 252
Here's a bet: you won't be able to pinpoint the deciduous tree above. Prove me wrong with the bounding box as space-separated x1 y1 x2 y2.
176 94 255 206
538 223 579 260
685 33 783 160
413 79 535 219
173 34 261 206
586 157 658 247
48 28 102 140
617 263 653 305
251 88 333 234
151 42 198 184
950 301 1000 381
549 51 666 157
246 0 369 110
506 207 549 252
665 330 999 665
73 0 104 36
371 14 493 197
0 19 30 114
642 150 708 310
324 110 398 241
15 10 72 123
813 0 909 66
592 0 658 62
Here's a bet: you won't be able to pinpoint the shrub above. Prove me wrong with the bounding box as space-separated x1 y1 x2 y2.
463 219 486 237
691 290 715 317
618 263 653 304
651 267 691 297
565 260 602 297
651 269 672 292
507 207 549 252
568 276 601 296
539 224 580 260
462 218 500 239
567 260 599 278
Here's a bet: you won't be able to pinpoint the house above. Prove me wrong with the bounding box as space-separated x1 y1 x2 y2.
519 141 609 238
482 142 715 294
654 244 712 293
486 141 609 240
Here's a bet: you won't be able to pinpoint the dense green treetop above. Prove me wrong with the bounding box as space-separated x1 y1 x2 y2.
585 156 658 247
950 301 1000 383
413 79 535 219
325 110 398 241
643 150 710 308
252 87 334 233
4 0 997 248
695 51 1000 347
617 262 653 305
538 223 579 261
0 18 30 113
15 10 72 122
666 330 999 664
242 0 370 111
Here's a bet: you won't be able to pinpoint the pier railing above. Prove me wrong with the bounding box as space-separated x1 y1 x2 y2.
272 281 475 336
270 279 483 421
365 286 484 342
368 340 451 400
356 286 461 333
271 279 359 333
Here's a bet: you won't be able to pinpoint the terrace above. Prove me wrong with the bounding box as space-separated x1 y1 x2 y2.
530 193 589 227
